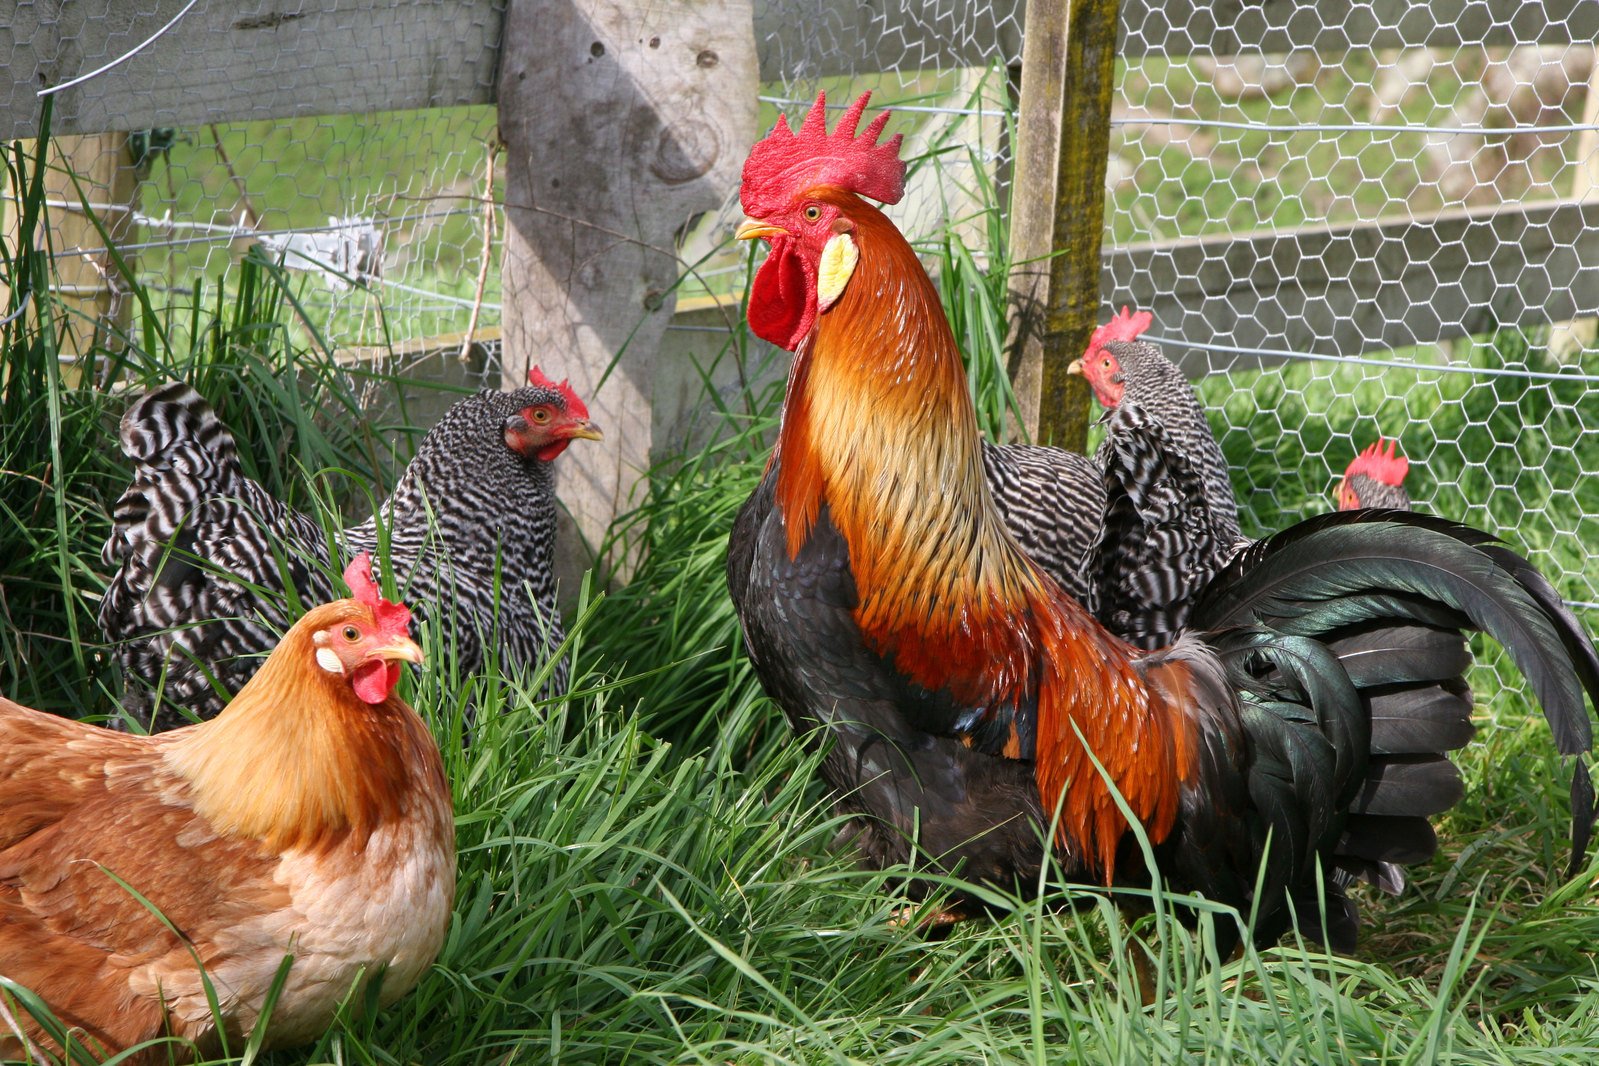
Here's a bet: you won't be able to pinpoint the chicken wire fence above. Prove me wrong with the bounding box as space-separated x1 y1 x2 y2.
3 2 1596 617
2 0 507 381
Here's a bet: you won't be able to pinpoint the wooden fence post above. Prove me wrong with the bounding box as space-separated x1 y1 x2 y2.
34 133 138 371
496 0 756 595
1005 0 1122 449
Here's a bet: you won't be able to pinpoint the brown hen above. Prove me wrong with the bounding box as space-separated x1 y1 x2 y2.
0 555 454 1064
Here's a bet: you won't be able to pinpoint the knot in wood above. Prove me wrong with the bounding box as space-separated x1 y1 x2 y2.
649 118 719 185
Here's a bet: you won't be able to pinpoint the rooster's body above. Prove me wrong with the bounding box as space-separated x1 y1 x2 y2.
1 559 452 1063
727 94 1597 951
100 374 600 729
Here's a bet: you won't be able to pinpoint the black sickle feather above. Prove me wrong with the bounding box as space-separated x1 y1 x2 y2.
1196 511 1593 758
1364 681 1475 755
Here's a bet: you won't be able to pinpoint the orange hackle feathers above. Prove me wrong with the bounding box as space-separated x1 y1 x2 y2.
770 181 1196 879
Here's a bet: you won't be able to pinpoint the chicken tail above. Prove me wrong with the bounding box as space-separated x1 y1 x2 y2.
101 382 242 572
1186 510 1597 950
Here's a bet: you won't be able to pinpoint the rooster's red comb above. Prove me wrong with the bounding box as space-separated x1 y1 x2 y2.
343 553 412 638
527 365 590 421
1345 438 1409 487
1087 306 1154 353
741 91 905 218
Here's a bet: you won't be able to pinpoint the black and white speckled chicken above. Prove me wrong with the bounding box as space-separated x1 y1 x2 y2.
1337 438 1412 511
980 441 1106 609
99 369 601 731
1066 308 1248 648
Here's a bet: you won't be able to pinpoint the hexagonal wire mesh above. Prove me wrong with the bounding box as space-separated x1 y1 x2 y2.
4 1 1596 630
2 0 507 384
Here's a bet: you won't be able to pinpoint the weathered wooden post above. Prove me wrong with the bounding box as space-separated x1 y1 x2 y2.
1005 0 1122 449
497 0 757 593
36 133 139 368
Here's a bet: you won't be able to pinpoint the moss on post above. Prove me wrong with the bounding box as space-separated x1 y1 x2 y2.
1006 0 1122 451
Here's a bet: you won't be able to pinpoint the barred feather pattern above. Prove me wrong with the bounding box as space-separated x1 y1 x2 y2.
980 440 1105 609
1347 473 1412 510
1093 399 1248 648
1095 340 1241 543
100 383 572 730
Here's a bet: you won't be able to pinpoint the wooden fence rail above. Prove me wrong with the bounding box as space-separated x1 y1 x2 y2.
7 0 1599 140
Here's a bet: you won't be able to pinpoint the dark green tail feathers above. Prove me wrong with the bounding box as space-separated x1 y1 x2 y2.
1195 509 1598 883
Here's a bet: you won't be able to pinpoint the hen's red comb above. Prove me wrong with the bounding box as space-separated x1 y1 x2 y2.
527 365 590 421
741 91 905 217
343 553 412 638
1087 306 1154 353
1345 438 1409 487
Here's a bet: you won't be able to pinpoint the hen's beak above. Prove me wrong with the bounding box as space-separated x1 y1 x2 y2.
1066 358 1085 376
369 634 425 665
736 221 787 242
567 420 604 442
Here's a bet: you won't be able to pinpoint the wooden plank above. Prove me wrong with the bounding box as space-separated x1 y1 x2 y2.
1101 199 1599 367
7 0 1598 146
0 0 503 140
496 0 756 593
1005 0 1121 450
41 133 139 362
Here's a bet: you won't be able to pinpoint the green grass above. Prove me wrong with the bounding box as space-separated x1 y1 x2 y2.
6 102 1599 1066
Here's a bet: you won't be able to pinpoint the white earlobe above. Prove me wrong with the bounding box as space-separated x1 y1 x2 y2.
316 647 345 675
817 232 858 311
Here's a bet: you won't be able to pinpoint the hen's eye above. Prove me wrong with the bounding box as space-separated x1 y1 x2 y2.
342 625 361 642
803 205 822 222
1102 358 1112 369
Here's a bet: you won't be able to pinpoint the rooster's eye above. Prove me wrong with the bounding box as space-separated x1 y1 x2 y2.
531 407 551 424
803 205 822 222
342 625 361 642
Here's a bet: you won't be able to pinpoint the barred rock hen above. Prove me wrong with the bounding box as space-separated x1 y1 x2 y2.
981 442 1105 608
1068 309 1247 648
1338 438 1412 510
1 556 452 1064
726 92 1597 954
100 369 600 730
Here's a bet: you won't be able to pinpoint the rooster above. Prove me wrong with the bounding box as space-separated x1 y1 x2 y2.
0 556 453 1063
726 93 1598 952
100 368 601 730
1338 438 1412 510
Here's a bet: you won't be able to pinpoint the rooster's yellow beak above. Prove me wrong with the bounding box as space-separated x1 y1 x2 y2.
567 420 605 443
736 221 787 242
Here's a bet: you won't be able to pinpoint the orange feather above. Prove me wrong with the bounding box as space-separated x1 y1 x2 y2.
777 190 1196 879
